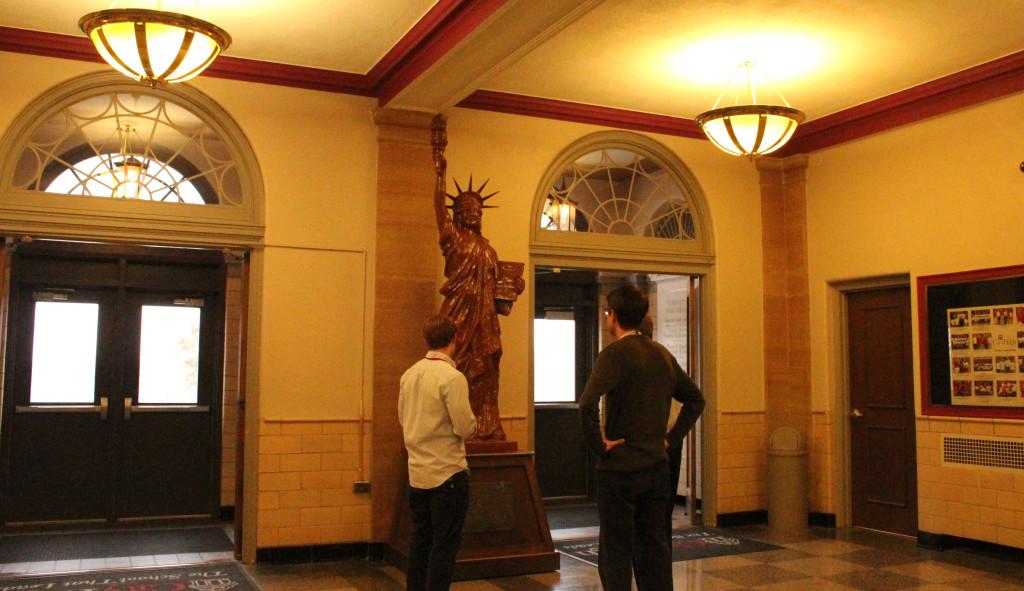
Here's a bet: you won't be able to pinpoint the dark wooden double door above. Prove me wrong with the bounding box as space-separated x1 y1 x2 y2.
1 244 225 525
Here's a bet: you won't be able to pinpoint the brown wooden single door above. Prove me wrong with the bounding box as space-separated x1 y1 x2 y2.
848 286 917 536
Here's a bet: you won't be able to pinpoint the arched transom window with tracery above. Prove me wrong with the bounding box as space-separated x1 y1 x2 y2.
0 72 263 246
12 91 240 206
539 147 696 241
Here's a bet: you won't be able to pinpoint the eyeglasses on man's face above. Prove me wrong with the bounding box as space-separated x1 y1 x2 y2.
603 308 611 318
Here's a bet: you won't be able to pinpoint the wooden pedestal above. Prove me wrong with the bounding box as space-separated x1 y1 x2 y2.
386 451 560 580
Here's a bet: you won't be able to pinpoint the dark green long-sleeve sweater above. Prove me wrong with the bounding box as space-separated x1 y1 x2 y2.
579 334 705 471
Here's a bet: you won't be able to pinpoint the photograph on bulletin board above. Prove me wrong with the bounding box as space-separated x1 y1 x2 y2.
946 304 1024 407
918 265 1024 418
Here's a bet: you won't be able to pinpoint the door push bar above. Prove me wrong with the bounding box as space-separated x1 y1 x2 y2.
123 398 210 420
16 396 109 419
15 397 207 418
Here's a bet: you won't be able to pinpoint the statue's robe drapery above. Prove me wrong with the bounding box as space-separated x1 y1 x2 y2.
438 215 505 440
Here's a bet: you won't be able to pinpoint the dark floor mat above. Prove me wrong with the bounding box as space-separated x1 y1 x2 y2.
0 526 232 562
545 504 601 530
0 562 255 590
556 527 780 566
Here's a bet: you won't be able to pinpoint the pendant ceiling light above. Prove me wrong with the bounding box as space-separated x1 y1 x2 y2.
695 61 804 159
542 195 577 231
79 7 231 85
105 123 150 199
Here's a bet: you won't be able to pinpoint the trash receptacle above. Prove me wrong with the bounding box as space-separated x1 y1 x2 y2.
767 427 808 534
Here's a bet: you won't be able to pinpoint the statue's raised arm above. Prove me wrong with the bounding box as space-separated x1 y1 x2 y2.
431 115 450 235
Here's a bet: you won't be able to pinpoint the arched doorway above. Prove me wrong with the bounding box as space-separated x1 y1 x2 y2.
0 72 264 557
529 131 718 528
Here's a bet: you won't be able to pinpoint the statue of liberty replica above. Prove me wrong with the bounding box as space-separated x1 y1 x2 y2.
431 115 524 442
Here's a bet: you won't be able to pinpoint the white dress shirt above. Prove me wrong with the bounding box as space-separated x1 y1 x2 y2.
398 351 478 489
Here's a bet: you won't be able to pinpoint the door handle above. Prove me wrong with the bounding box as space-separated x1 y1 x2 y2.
850 408 864 419
124 397 132 421
100 396 108 420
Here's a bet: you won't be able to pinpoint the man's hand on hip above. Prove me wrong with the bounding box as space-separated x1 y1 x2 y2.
603 435 625 452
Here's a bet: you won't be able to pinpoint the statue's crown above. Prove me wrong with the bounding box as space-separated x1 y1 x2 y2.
446 174 498 210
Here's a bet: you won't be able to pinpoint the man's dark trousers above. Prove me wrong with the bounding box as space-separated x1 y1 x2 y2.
407 471 469 591
666 444 683 538
597 461 673 591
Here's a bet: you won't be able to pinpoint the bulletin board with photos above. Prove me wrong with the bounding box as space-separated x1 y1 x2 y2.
919 265 1024 418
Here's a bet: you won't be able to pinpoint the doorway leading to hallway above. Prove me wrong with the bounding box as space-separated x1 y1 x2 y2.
0 241 226 526
533 266 702 527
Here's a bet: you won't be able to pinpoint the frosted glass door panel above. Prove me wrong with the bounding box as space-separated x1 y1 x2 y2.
533 316 576 403
30 301 100 404
138 305 201 404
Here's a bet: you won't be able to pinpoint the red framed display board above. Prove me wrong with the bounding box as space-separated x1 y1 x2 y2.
918 264 1024 419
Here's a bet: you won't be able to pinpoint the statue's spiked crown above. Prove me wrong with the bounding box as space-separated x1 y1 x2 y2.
446 174 499 210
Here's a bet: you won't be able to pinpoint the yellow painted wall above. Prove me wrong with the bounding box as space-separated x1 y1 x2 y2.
808 92 1024 413
0 53 99 134
445 108 766 418
806 91 1024 542
259 248 368 418
193 77 378 252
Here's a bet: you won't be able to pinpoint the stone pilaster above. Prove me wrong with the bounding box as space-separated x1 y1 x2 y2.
371 109 439 542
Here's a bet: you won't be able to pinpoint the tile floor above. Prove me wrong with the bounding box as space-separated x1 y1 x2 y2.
246 526 1024 591
3 517 1024 590
0 551 236 576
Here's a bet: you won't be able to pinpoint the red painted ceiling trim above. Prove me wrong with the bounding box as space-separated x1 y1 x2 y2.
0 26 103 63
372 0 510 105
781 50 1024 155
0 26 373 95
4 25 1024 152
205 57 373 95
458 90 705 139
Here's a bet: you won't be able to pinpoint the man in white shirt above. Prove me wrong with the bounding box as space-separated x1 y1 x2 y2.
399 314 478 591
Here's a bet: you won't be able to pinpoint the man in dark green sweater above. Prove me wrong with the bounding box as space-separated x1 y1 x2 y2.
580 284 705 591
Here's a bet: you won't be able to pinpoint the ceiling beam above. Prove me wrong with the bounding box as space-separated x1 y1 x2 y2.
379 0 602 111
368 0 509 104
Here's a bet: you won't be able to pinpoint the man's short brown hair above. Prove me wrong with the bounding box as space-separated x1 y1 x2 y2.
607 284 649 329
423 314 457 349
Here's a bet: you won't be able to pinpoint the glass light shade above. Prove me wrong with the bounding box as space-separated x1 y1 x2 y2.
79 9 231 85
696 105 805 158
113 156 146 199
543 197 577 231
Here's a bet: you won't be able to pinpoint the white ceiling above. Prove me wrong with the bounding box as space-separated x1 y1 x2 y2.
3 0 1023 121
483 0 1024 119
0 0 438 72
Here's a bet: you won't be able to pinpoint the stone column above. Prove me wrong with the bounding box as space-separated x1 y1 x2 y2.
371 109 439 543
756 155 812 530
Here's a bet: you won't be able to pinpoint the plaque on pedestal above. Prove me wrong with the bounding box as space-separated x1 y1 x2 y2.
386 450 560 580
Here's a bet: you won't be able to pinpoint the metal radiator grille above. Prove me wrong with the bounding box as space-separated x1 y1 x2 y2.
943 435 1024 471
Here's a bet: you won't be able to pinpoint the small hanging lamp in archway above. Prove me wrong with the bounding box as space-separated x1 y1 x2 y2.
103 123 151 199
695 61 804 158
79 7 231 85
